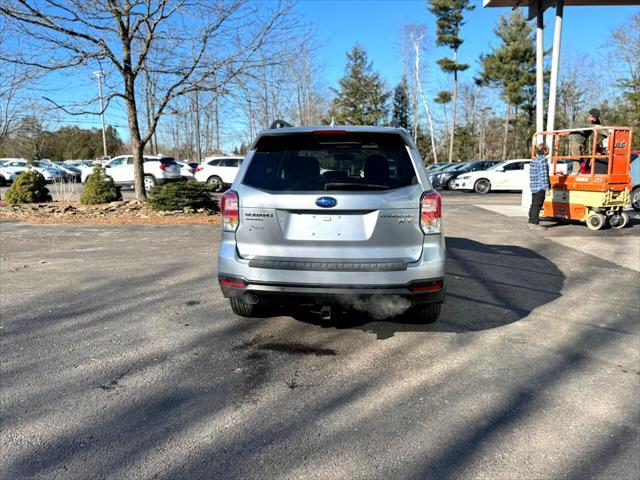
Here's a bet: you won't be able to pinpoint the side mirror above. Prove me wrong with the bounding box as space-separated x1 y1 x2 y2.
496 167 504 172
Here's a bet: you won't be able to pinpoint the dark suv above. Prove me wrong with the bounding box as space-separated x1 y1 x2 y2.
432 160 502 190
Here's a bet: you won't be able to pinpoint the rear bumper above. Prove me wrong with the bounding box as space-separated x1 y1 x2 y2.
217 233 446 306
219 276 445 306
454 179 472 190
157 177 183 185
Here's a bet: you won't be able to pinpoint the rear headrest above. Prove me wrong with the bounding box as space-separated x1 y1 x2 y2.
283 155 320 181
364 154 389 181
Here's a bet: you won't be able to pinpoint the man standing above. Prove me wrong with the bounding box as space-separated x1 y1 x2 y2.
528 143 550 230
568 108 608 174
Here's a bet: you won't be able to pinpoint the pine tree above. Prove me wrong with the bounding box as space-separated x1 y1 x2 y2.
610 13 640 146
428 0 474 162
331 44 389 125
392 74 412 130
476 10 536 159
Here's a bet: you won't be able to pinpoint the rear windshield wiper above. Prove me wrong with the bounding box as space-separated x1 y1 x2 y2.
324 183 390 191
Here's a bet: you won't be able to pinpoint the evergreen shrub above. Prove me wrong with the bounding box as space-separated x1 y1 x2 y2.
148 181 216 211
5 170 52 204
80 164 121 204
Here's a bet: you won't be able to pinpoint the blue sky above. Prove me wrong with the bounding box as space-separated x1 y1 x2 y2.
298 0 637 88
23 0 638 145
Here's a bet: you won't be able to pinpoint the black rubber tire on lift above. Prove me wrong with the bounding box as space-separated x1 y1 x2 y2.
474 178 491 194
230 297 258 317
586 213 606 231
609 212 629 229
407 303 441 324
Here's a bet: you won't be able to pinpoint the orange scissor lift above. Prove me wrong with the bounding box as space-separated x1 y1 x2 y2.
533 126 633 230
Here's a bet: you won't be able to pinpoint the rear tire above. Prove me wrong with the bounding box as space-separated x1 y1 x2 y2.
230 297 258 317
144 175 156 190
609 212 629 229
207 175 224 192
407 303 441 324
474 178 491 194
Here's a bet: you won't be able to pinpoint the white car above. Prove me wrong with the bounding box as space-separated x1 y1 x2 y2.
0 160 28 185
31 160 67 182
453 159 531 194
194 156 243 191
64 160 96 183
103 155 182 190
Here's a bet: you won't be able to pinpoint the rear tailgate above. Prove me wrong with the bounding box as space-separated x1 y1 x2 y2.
158 157 181 178
234 131 425 263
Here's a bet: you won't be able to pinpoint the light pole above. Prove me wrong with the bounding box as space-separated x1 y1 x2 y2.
194 89 202 164
93 70 108 158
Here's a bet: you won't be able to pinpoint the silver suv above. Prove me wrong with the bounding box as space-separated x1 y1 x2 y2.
217 126 446 323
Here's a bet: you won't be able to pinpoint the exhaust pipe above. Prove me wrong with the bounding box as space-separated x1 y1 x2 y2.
242 293 259 305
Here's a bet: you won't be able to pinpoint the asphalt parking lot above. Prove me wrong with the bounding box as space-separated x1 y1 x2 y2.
1 192 639 479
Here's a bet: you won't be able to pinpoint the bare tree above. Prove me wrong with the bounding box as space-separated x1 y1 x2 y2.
401 24 438 163
0 20 37 147
1 0 297 199
287 41 328 126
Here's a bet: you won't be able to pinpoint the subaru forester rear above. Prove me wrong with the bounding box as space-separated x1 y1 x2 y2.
217 126 446 322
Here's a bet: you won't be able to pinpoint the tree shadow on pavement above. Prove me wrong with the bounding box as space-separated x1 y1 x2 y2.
290 236 565 339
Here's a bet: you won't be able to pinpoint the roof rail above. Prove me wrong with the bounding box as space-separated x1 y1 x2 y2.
269 119 293 129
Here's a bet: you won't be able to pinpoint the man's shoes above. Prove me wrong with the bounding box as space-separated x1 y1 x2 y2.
527 223 547 231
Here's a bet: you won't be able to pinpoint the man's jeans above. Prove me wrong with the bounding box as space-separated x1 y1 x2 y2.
528 190 546 224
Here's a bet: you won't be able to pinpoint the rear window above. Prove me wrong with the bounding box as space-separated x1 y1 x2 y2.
243 132 417 192
157 157 177 165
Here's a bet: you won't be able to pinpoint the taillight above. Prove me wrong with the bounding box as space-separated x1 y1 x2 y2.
410 280 443 293
159 163 169 170
196 166 204 172
218 276 246 289
189 168 195 174
420 191 442 234
221 190 239 232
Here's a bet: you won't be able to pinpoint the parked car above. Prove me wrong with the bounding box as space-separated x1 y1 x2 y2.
30 160 67 182
102 155 181 190
0 160 29 180
425 162 452 172
631 151 639 211
0 168 23 185
64 160 97 183
428 162 467 185
48 162 82 182
218 126 446 323
432 160 502 190
176 161 198 180
454 159 531 193
0 159 29 185
194 156 244 191
0 165 21 185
